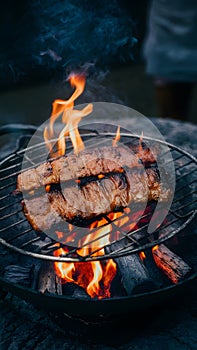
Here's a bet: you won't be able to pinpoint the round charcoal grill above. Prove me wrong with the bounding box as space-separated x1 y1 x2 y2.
0 124 196 319
0 126 196 262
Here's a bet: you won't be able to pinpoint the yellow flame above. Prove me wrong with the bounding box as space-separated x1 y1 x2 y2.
112 126 120 147
44 73 93 156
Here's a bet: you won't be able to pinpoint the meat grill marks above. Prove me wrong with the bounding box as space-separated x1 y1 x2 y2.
23 173 129 231
17 144 169 232
22 168 166 232
23 194 62 232
17 145 154 192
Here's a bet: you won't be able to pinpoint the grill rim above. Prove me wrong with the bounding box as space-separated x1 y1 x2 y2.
0 128 196 262
0 269 196 319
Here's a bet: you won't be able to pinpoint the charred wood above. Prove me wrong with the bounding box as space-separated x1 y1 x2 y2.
152 244 192 284
30 263 41 290
4 265 32 287
142 250 166 288
37 262 62 295
62 282 90 299
105 241 156 295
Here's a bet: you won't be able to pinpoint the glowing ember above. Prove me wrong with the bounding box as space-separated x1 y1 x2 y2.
45 185 51 193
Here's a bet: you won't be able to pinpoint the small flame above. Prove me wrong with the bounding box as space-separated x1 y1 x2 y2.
54 247 75 282
44 73 93 157
152 245 159 252
45 185 51 193
98 174 105 179
112 126 120 147
139 251 146 261
139 130 144 152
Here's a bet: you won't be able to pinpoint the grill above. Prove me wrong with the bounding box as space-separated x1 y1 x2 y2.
0 123 196 319
0 126 196 263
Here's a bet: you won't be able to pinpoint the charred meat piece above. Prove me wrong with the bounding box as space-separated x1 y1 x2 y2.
23 173 131 231
21 168 166 232
50 173 131 222
23 194 62 232
17 146 142 192
17 162 58 192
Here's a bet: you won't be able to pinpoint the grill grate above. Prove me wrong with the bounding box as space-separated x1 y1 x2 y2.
0 130 196 262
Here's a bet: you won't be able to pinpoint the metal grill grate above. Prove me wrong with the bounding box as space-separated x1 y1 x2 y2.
0 130 196 262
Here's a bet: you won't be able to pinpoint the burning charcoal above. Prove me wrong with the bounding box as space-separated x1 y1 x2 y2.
105 242 156 295
142 250 166 289
38 262 61 295
62 282 91 300
152 244 192 284
4 265 31 286
30 263 41 290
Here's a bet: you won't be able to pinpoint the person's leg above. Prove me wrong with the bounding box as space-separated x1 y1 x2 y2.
154 79 195 120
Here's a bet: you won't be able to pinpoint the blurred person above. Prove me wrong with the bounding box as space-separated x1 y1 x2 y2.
143 0 197 120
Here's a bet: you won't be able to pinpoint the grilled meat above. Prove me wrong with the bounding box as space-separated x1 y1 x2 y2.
17 146 144 192
21 168 167 232
23 194 62 232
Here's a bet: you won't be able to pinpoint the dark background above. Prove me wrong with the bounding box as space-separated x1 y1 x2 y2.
0 0 196 125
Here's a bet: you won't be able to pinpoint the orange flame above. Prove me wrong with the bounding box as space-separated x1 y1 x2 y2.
112 126 120 147
53 207 140 299
54 215 118 299
53 204 144 298
139 251 146 261
45 185 51 193
139 130 144 152
54 247 75 283
152 245 159 252
45 75 142 298
44 73 93 156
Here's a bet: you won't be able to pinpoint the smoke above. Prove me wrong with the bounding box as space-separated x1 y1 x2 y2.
0 0 137 87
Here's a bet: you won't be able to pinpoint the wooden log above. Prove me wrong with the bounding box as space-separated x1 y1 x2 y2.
62 282 90 299
30 263 41 290
105 241 156 295
4 265 31 286
142 250 166 288
37 262 62 295
152 244 192 284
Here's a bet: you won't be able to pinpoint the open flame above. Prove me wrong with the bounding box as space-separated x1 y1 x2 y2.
44 73 122 157
53 208 142 299
54 216 118 299
44 73 93 156
112 126 120 147
43 73 121 299
44 73 149 299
